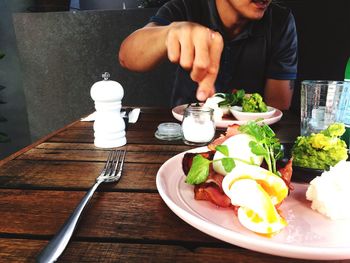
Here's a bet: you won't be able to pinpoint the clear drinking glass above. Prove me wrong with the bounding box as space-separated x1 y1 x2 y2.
300 80 345 136
182 106 215 146
336 81 350 148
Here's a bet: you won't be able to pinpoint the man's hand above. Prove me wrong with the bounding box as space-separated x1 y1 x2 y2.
165 22 224 101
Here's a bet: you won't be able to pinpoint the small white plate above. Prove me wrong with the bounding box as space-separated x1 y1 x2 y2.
172 104 282 128
230 106 276 121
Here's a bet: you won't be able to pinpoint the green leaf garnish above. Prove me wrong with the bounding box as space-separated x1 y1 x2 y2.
221 157 235 172
185 147 237 185
249 141 267 156
216 90 245 107
239 121 283 176
185 155 211 185
215 145 229 156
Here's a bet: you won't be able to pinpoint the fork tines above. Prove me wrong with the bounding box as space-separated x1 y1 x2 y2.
101 150 126 181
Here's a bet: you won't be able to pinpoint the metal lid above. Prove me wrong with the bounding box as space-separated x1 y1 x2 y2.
155 122 183 141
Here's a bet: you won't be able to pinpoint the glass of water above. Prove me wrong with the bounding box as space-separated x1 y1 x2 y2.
336 81 350 148
300 80 346 136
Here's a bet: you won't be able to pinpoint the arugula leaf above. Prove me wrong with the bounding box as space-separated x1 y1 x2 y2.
249 141 267 156
185 155 211 185
221 157 235 172
215 145 229 156
185 147 236 185
216 89 245 107
239 121 283 176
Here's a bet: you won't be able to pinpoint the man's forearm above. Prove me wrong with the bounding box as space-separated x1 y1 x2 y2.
264 79 294 110
118 23 169 71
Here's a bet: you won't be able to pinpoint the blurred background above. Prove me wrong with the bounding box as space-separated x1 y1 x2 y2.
0 0 349 159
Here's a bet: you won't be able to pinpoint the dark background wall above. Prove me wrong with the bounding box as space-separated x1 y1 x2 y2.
0 0 349 159
283 0 350 109
13 8 175 143
0 0 33 160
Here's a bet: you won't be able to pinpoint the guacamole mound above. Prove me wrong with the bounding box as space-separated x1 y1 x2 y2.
242 93 267 113
292 123 348 170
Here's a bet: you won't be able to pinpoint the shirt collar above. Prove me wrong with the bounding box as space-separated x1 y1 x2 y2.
208 0 267 41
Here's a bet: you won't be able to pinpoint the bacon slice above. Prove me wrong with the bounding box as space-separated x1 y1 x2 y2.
193 170 233 207
182 151 232 208
194 184 232 208
208 124 241 150
205 172 225 189
278 158 294 191
225 124 241 137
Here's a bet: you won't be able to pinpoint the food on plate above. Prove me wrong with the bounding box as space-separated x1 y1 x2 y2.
242 93 268 113
203 90 271 121
306 161 350 220
182 121 293 235
203 90 245 120
230 106 276 121
222 165 288 234
292 123 348 170
212 134 263 175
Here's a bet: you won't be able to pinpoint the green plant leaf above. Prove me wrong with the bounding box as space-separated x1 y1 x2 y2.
221 157 235 172
262 124 275 137
215 145 229 156
239 120 283 175
185 155 211 185
249 141 267 156
0 52 4 59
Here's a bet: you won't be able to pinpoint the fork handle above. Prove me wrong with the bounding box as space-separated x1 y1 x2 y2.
37 180 102 263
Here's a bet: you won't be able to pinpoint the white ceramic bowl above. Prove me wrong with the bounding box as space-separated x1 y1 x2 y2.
230 106 276 121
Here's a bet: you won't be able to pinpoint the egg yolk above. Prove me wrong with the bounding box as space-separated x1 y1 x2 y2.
223 166 289 235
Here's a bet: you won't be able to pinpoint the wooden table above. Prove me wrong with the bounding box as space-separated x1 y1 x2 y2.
0 107 346 262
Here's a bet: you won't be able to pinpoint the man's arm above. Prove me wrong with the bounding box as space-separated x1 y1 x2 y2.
264 79 294 110
118 23 169 72
119 22 224 101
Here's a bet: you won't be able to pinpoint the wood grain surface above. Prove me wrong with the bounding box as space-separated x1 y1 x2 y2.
1 107 347 262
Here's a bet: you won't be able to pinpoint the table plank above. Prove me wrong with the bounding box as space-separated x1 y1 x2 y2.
0 190 215 243
16 148 177 164
0 238 328 263
35 142 191 152
0 160 159 190
47 129 187 145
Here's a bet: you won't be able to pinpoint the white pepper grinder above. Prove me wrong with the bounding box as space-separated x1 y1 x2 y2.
90 72 126 148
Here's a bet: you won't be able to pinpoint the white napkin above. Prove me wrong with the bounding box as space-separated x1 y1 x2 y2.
80 111 97 122
81 108 140 123
128 108 140 123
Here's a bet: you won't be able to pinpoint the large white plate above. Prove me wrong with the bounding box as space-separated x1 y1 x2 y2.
156 148 350 260
172 104 283 128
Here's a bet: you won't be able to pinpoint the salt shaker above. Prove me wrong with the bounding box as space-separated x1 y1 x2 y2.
90 72 126 148
182 106 215 146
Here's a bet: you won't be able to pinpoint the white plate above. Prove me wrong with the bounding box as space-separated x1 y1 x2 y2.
156 148 350 260
230 106 276 121
172 104 283 128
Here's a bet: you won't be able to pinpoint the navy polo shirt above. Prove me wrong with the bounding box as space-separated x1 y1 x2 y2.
150 0 298 107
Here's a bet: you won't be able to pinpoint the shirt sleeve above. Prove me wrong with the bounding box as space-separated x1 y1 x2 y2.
149 0 187 25
266 10 298 80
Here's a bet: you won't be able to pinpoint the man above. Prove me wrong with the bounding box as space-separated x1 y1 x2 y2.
119 0 297 109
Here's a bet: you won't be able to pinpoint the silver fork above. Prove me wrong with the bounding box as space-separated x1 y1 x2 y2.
37 150 126 263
